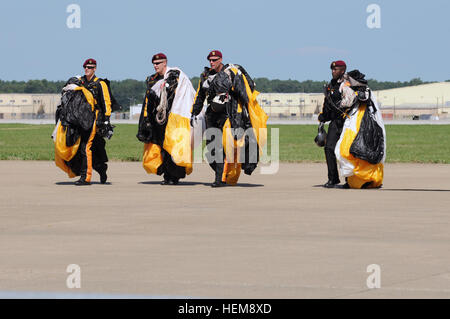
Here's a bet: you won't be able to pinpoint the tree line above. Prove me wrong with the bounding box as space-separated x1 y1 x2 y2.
0 77 435 111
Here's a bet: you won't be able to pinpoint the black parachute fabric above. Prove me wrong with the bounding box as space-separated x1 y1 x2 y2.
58 90 95 132
210 71 232 94
349 106 385 164
136 70 179 145
347 70 368 85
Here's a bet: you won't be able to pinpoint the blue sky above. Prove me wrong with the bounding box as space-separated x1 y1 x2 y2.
0 0 448 82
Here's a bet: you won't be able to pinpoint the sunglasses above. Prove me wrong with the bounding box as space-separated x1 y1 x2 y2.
84 66 96 69
153 61 165 65
209 58 220 62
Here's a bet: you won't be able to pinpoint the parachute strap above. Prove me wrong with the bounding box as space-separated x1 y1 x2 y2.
156 82 168 125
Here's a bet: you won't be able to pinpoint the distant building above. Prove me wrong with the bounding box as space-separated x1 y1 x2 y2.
374 82 450 119
256 92 323 119
257 82 450 120
129 104 142 120
0 93 60 120
2 82 450 120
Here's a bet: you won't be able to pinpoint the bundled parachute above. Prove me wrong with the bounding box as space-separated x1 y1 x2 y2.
216 64 268 185
53 80 95 177
137 67 195 178
335 70 386 189
52 77 117 178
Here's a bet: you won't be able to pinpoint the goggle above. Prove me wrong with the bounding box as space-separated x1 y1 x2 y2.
84 66 96 69
153 61 165 65
209 58 220 62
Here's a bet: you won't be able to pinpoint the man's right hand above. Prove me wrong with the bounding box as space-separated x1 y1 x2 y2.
318 113 325 122
190 114 197 127
143 116 151 129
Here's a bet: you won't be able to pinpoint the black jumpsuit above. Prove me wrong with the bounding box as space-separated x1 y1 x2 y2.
77 75 111 182
191 64 255 183
318 78 345 184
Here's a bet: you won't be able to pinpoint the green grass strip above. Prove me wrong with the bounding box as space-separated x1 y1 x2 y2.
0 124 449 163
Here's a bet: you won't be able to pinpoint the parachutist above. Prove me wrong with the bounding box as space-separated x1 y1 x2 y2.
191 50 267 187
318 60 347 188
136 53 195 185
53 58 119 185
318 64 386 189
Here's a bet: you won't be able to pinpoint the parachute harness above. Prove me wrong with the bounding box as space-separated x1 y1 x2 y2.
155 82 168 125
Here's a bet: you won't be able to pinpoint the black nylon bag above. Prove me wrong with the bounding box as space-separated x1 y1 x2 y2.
350 106 384 164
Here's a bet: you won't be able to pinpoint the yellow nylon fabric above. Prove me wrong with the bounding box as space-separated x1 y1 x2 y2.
54 123 80 162
163 112 193 174
55 152 76 178
219 68 268 185
54 123 79 178
221 119 242 185
142 143 163 175
339 104 384 189
241 75 268 150
223 158 241 185
53 87 97 179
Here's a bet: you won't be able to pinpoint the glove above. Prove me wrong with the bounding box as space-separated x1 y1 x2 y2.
318 113 325 122
143 116 151 129
190 114 197 127
98 115 114 139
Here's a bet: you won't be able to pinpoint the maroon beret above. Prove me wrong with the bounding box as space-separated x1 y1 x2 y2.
152 53 167 62
83 58 97 68
207 50 222 60
330 60 346 69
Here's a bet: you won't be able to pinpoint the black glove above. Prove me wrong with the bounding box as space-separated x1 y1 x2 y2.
98 115 114 139
190 114 197 127
318 113 325 123
97 115 110 127
143 116 151 130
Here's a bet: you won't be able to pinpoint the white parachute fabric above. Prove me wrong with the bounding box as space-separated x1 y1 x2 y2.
334 86 386 187
167 67 195 119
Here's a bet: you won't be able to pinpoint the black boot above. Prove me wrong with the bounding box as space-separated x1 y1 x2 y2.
211 163 226 188
75 177 91 186
97 164 107 184
211 181 226 187
161 173 177 185
342 177 350 189
323 180 339 188
100 171 107 184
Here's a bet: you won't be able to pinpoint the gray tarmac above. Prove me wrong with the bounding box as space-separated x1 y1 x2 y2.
0 161 449 298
